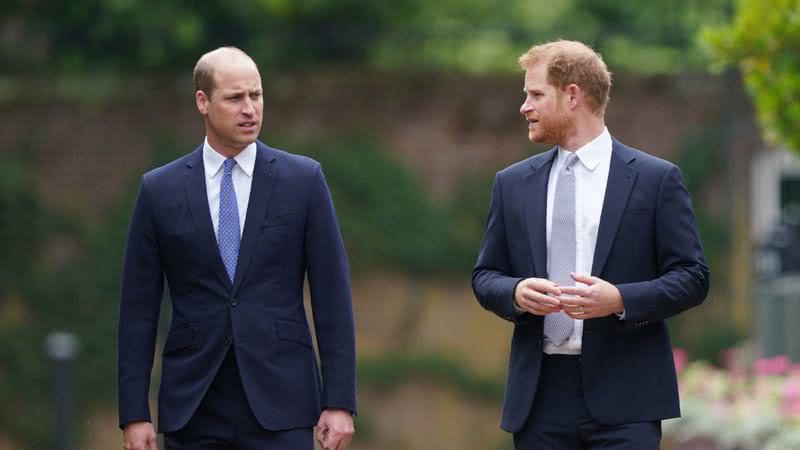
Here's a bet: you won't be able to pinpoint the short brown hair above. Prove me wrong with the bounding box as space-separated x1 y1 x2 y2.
518 40 612 113
193 46 252 99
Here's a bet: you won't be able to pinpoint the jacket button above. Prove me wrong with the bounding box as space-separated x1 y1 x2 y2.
230 298 238 307
225 336 233 346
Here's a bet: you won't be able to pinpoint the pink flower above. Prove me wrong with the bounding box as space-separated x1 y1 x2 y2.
782 395 800 417
673 348 688 374
754 355 792 376
782 377 800 417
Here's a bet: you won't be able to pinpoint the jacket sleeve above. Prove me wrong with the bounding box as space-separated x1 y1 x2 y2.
117 175 164 428
616 165 710 326
472 173 525 323
304 164 357 414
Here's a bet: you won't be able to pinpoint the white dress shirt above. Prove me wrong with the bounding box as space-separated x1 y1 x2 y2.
543 127 612 355
203 138 256 239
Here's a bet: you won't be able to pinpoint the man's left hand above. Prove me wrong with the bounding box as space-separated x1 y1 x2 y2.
315 408 354 450
557 272 624 319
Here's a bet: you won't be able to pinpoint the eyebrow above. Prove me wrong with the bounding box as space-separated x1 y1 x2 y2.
225 88 262 96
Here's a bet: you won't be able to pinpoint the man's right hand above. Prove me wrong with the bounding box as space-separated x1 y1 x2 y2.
123 421 158 450
513 277 562 316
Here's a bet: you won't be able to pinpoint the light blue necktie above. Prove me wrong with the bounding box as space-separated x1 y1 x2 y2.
544 153 578 346
218 158 240 283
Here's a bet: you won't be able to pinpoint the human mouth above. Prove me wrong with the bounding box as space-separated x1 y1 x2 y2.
238 121 258 130
528 119 539 129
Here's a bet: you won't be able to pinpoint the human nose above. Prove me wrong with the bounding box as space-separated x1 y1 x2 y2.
242 98 256 116
520 97 532 115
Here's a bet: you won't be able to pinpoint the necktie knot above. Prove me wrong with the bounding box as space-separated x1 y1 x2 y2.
223 158 237 175
563 153 578 173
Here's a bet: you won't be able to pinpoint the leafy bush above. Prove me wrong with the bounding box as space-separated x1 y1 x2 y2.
0 154 141 448
7 0 730 75
700 0 800 153
303 138 461 274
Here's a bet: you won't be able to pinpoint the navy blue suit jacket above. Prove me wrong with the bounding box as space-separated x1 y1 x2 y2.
118 141 356 432
472 139 709 432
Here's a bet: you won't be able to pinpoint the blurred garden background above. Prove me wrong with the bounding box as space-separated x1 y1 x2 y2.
2 0 800 449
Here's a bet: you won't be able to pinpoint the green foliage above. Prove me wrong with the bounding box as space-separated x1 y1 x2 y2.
0 327 51 449
668 125 741 362
447 171 497 272
0 154 65 449
699 0 800 153
4 0 730 75
670 324 745 363
372 0 731 75
0 155 43 292
0 152 135 448
673 125 730 273
303 138 458 275
5 0 411 74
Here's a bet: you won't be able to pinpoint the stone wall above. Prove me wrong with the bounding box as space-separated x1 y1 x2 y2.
0 71 760 216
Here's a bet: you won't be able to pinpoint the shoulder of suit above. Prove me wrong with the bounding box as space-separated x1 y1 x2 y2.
261 145 321 173
614 140 678 174
497 148 555 180
142 149 198 182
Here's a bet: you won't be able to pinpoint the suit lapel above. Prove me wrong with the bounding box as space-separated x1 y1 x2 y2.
184 146 233 289
524 148 558 278
232 142 278 294
591 139 638 276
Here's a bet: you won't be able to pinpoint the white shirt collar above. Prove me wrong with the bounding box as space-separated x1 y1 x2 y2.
557 127 611 172
203 138 257 178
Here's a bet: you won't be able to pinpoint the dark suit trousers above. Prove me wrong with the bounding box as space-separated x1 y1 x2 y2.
513 354 661 450
164 348 313 450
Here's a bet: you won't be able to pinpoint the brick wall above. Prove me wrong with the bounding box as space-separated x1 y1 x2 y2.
0 70 761 217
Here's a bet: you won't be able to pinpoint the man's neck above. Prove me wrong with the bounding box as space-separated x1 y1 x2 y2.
560 119 606 152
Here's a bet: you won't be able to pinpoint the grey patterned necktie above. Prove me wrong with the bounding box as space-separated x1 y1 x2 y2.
218 158 240 283
544 152 578 346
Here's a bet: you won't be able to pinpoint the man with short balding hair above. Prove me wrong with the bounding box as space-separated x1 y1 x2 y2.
472 40 709 449
118 47 356 450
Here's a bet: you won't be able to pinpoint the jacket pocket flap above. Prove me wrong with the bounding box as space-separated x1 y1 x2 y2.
263 213 304 228
275 319 312 347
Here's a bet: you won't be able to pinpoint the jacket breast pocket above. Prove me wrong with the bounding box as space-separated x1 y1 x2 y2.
262 213 305 228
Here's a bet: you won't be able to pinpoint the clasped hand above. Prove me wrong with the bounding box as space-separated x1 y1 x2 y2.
513 273 624 319
315 408 354 450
